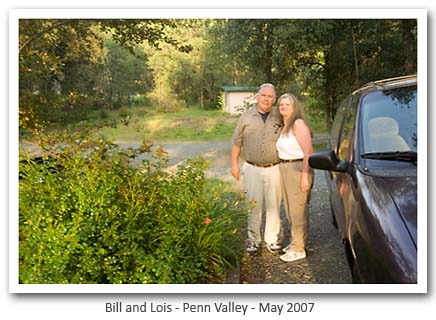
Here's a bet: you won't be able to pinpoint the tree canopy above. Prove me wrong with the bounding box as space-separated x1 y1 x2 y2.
18 18 417 131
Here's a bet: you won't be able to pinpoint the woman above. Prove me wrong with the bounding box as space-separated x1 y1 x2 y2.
276 93 314 262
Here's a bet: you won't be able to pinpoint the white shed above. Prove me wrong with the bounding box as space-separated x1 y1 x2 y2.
222 86 257 114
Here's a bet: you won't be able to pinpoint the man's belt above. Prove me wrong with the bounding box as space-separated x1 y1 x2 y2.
246 160 280 168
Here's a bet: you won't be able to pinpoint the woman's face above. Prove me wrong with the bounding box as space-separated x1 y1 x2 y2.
278 97 294 118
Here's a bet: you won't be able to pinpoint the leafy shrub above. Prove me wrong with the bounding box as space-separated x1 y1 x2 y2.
19 138 245 284
130 94 150 106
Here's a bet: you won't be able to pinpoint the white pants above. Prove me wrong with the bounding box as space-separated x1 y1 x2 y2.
242 162 282 245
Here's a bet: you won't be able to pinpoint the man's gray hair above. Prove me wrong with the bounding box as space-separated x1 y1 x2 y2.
257 83 276 97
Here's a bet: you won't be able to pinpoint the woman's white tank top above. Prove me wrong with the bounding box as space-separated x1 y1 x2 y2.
276 132 304 160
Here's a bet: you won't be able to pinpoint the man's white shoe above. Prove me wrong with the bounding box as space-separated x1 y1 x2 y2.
282 244 291 253
246 243 259 254
279 250 306 262
266 242 282 254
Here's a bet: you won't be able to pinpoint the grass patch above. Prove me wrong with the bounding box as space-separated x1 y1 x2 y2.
96 105 239 143
22 103 328 145
313 142 329 152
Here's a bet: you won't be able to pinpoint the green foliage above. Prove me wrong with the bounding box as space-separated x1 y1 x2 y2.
18 18 417 135
147 92 187 113
214 19 417 128
216 94 224 111
104 41 154 109
129 94 151 106
19 137 245 284
141 20 201 112
302 96 328 134
19 19 191 131
19 19 105 130
98 19 193 54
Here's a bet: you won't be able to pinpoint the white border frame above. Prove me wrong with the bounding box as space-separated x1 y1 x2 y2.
9 8 428 294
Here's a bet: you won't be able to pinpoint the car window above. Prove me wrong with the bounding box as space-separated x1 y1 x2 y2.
337 94 360 160
360 85 417 154
330 96 351 152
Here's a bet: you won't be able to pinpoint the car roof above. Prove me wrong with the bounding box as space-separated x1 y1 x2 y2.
353 74 417 96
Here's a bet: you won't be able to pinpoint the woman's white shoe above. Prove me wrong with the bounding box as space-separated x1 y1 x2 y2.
279 250 306 262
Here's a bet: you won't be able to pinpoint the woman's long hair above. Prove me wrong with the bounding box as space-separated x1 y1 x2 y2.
278 93 313 137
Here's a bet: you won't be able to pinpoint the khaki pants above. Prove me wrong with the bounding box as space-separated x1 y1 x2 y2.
242 162 282 245
279 161 313 252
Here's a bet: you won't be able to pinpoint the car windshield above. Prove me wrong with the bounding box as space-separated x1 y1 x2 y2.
360 85 417 162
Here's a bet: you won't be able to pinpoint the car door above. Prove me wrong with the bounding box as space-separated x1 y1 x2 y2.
336 93 361 239
327 95 351 238
329 94 360 240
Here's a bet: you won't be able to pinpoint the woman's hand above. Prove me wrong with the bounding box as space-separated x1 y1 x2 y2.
300 175 311 192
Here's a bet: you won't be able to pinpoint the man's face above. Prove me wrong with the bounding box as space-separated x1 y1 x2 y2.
256 86 275 113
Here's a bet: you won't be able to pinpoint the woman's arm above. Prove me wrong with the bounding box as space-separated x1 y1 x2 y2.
294 119 313 192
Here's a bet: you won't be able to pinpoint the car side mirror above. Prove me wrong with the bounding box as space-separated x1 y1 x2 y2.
309 150 347 172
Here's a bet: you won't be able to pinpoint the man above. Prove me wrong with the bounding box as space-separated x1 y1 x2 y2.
231 83 283 254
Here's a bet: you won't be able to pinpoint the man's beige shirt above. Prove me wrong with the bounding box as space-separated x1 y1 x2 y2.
232 106 283 165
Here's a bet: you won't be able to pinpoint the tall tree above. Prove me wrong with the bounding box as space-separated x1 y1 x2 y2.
105 41 153 108
19 19 192 130
218 19 280 84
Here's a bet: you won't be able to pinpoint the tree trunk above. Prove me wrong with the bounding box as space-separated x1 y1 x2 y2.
263 21 274 83
323 46 338 130
402 19 416 74
351 27 359 86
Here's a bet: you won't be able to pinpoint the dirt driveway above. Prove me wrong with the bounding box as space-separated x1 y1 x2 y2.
123 140 352 284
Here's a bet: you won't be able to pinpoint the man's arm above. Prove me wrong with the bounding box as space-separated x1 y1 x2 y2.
231 145 241 180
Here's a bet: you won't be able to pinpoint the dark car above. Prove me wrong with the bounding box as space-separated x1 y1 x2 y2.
309 75 417 283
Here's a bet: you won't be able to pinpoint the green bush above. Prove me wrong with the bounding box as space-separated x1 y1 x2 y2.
19 138 245 284
130 94 151 106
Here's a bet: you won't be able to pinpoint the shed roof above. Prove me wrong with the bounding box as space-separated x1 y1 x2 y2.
222 86 258 92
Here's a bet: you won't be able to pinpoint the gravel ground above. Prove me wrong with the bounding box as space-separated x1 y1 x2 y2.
239 170 352 284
